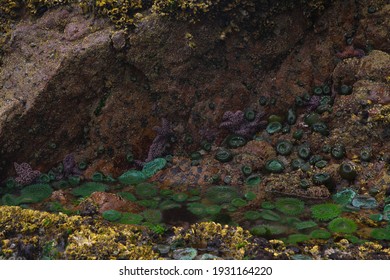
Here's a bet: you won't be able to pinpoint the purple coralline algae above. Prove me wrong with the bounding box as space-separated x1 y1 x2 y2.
219 110 266 138
13 162 40 186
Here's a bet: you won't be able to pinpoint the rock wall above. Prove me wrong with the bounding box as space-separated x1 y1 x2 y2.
0 0 389 180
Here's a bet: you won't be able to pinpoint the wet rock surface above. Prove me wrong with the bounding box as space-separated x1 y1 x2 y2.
0 1 389 260
0 1 388 180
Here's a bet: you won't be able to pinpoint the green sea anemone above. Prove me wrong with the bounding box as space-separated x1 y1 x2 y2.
369 213 383 222
245 174 262 186
328 217 357 234
244 192 256 201
142 158 167 178
135 183 158 199
359 147 372 162
260 210 281 221
118 212 144 225
102 209 122 222
276 140 293 156
287 108 297 125
266 122 282 134
332 189 356 205
331 144 346 159
187 202 207 217
241 165 252 176
282 217 301 225
311 203 342 221
205 186 240 204
286 234 310 245
244 210 262 221
250 224 287 236
18 184 54 204
261 201 275 209
231 198 247 208
275 197 305 216
214 148 233 162
1 194 19 206
118 192 137 202
137 200 159 209
311 122 329 136
38 173 51 183
338 162 357 181
294 220 318 230
172 193 188 202
71 182 108 197
293 129 304 140
68 176 81 186
205 205 222 215
159 200 181 210
92 172 104 182
118 169 147 185
265 159 285 173
142 209 163 224
310 229 332 239
370 228 390 240
291 158 306 170
226 135 247 149
297 144 311 160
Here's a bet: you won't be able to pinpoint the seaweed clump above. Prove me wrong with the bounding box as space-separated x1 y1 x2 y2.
172 222 251 259
0 206 159 259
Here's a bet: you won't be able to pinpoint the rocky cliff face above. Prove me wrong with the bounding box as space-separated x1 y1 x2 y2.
0 0 389 181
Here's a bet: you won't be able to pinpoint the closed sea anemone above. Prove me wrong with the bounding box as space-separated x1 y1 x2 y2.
311 203 342 221
275 197 305 216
